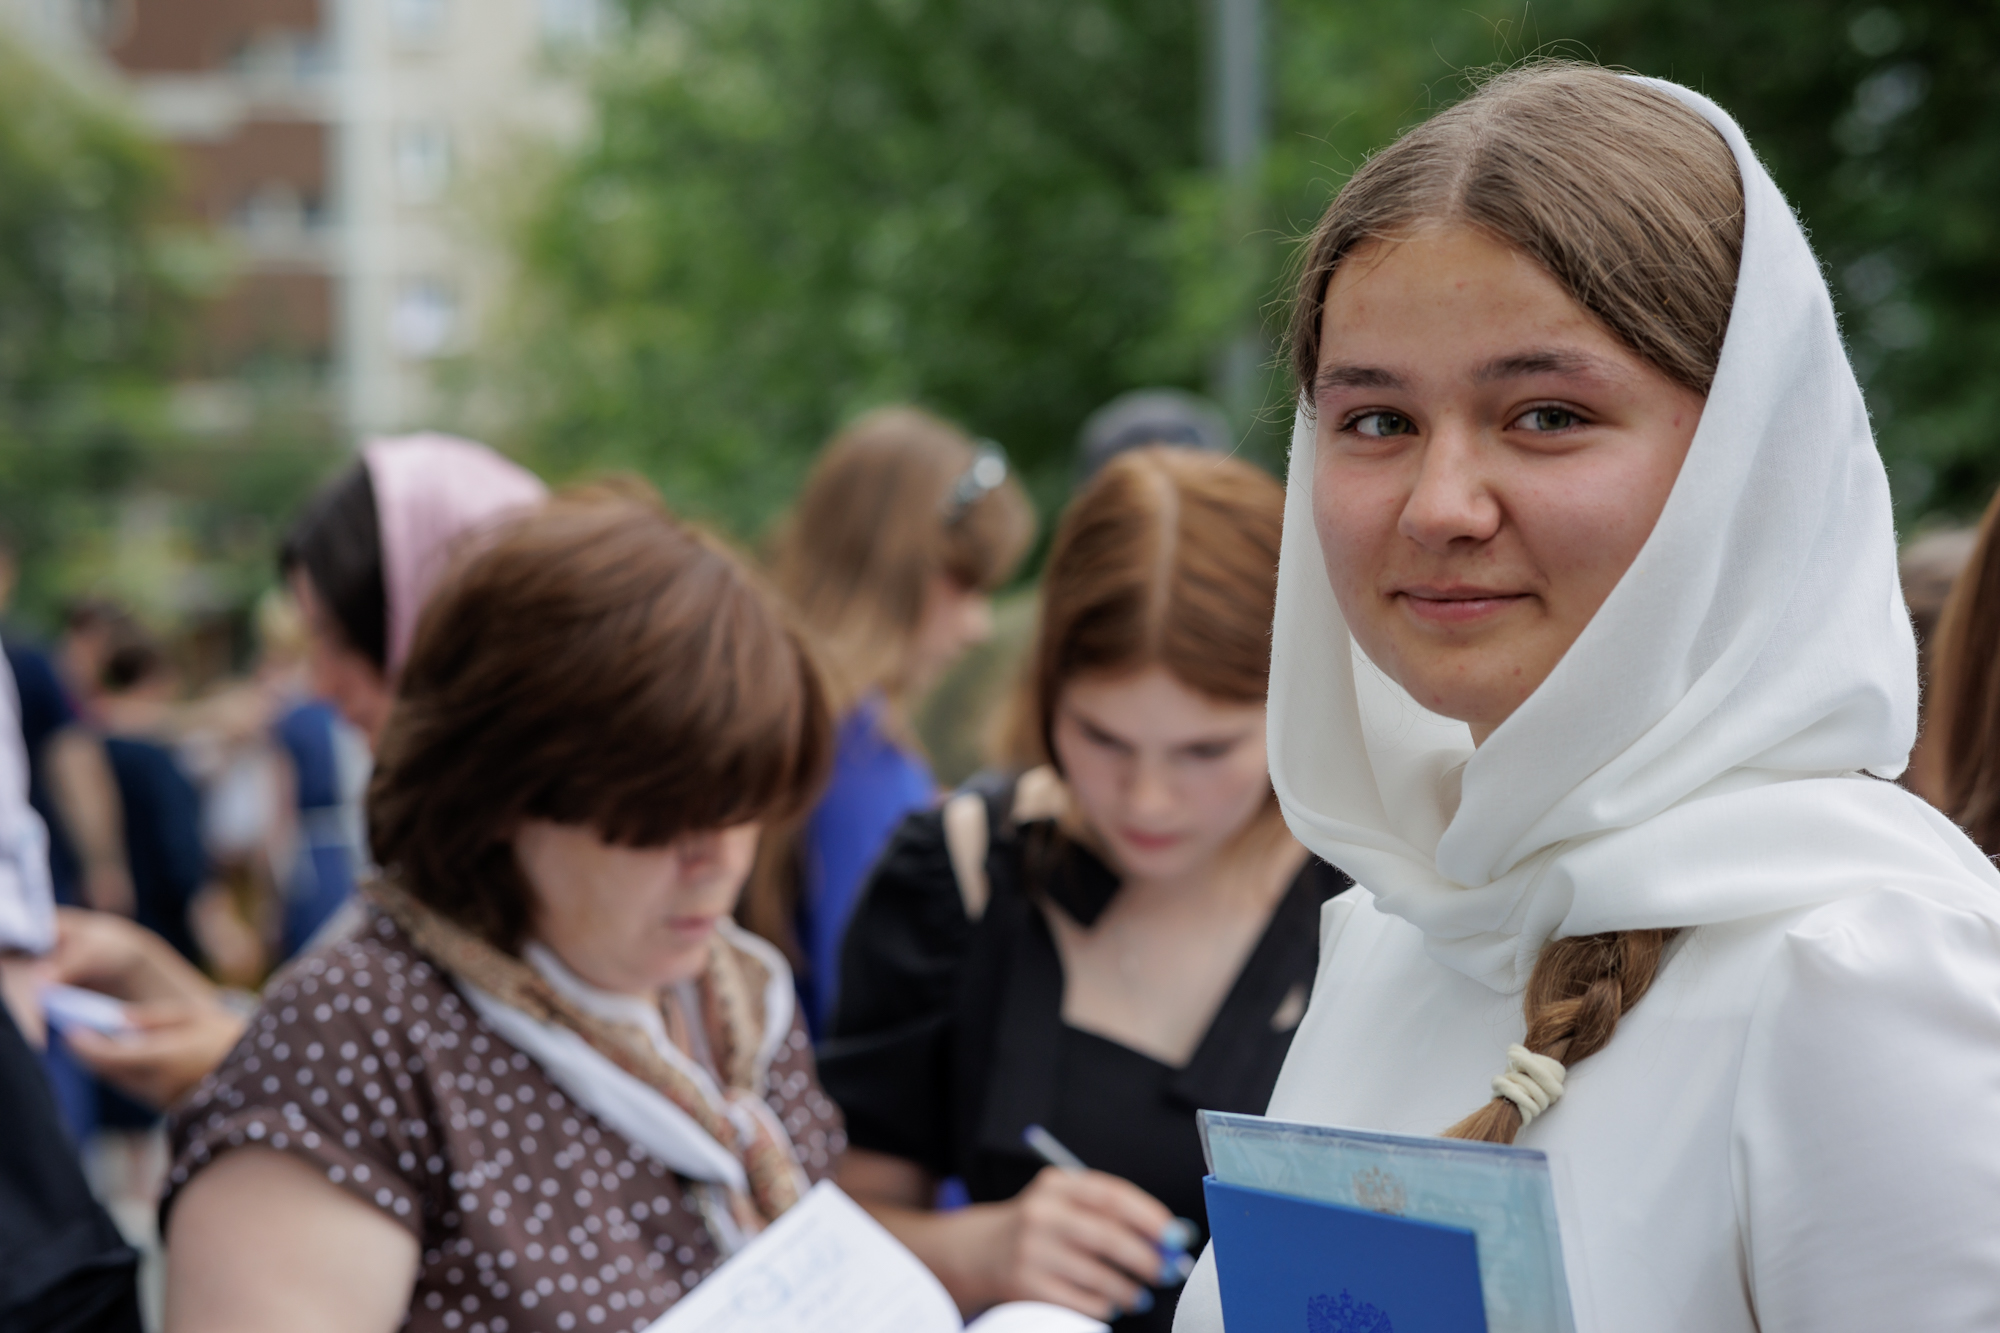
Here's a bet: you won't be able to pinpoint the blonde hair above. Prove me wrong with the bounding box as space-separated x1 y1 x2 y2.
770 406 1035 723
1290 64 1745 1146
744 406 1035 963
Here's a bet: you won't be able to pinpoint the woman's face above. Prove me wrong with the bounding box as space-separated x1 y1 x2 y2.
1052 665 1272 884
290 568 394 748
1312 225 1706 742
908 573 994 696
513 820 761 998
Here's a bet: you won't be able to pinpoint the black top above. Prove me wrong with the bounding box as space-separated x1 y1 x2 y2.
0 1000 140 1332
822 782 1350 1332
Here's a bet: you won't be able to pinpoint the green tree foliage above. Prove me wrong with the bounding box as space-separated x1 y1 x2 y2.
508 0 2000 536
0 32 185 621
504 0 1208 532
1547 1 2000 518
0 35 336 637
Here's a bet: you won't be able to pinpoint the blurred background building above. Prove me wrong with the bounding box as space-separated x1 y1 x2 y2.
1 0 602 440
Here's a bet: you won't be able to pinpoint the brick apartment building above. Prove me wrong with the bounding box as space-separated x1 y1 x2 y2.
4 0 599 438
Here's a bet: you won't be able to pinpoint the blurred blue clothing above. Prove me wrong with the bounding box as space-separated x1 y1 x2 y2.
97 735 208 1132
797 695 934 1035
103 736 206 967
274 700 360 958
1 641 81 903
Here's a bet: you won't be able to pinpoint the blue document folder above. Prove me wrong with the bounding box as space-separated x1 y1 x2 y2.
1198 1112 1574 1333
1204 1177 1487 1333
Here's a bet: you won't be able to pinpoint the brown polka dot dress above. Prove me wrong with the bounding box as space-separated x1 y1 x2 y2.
165 909 846 1333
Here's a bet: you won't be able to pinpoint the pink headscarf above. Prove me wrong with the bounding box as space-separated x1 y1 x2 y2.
361 433 549 676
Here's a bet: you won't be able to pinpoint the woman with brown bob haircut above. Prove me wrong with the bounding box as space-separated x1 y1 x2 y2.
158 488 846 1333
823 448 1350 1330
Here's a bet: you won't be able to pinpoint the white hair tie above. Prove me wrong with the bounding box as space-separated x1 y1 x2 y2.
1491 1044 1567 1128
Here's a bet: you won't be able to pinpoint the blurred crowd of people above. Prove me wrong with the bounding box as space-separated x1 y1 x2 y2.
0 388 1263 1332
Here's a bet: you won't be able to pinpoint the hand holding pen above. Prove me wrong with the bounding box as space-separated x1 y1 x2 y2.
1012 1125 1202 1321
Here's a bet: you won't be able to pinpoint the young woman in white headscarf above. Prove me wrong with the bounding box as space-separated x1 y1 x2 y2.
1174 64 2000 1332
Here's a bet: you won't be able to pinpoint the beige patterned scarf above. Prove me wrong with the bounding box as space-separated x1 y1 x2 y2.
367 877 806 1235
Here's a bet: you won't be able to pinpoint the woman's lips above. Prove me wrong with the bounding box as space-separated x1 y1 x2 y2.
1396 587 1531 625
666 915 721 937
1119 828 1184 853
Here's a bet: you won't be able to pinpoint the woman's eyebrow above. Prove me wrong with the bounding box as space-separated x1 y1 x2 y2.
1174 730 1251 750
1474 349 1618 383
1074 714 1132 746
1315 364 1407 393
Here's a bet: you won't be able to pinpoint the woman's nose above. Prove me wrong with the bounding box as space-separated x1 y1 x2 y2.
1398 427 1503 552
1128 759 1176 819
677 831 725 875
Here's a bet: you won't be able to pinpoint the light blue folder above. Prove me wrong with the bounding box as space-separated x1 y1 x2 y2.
1199 1111 1575 1333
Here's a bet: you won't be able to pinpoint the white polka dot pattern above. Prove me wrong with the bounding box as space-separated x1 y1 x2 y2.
167 910 847 1331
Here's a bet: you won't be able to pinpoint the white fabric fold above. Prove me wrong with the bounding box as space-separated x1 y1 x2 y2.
457 924 800 1202
1263 77 1994 995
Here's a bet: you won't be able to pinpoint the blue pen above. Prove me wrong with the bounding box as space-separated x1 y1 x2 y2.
1023 1124 1201 1289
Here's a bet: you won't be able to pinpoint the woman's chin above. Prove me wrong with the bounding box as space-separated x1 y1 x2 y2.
600 941 715 995
1109 838 1203 884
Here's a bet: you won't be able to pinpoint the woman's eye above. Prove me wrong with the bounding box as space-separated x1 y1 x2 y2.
1513 406 1583 432
1182 742 1235 762
1348 411 1415 438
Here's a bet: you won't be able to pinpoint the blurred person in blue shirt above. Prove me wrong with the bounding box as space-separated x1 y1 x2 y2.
94 630 208 974
747 407 1034 1035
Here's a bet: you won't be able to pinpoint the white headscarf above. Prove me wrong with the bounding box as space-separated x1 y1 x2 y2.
1267 77 1999 996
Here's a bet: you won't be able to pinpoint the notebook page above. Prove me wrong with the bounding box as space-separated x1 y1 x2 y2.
645 1182 961 1333
963 1302 1108 1333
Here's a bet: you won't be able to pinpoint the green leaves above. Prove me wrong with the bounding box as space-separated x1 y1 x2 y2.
502 0 2000 540
498 0 1210 538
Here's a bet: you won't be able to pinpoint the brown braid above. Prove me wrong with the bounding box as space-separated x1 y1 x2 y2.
1443 928 1679 1145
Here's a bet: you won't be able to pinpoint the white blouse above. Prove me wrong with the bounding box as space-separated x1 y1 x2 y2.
1177 862 2000 1333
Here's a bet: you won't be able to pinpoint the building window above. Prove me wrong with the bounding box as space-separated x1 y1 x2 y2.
76 0 133 44
388 0 446 47
392 279 458 359
228 28 329 80
232 182 310 242
539 0 603 48
392 123 453 203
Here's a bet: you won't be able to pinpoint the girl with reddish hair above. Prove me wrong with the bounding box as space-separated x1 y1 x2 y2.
825 447 1350 1330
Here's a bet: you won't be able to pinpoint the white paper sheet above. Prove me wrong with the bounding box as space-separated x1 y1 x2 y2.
645 1183 1104 1333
